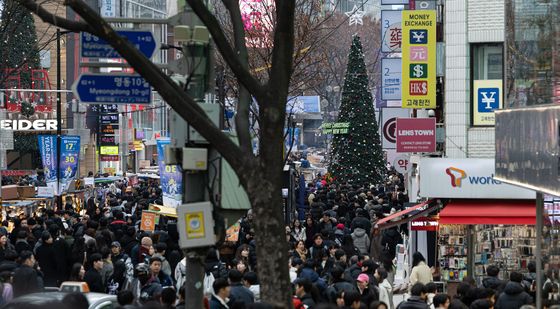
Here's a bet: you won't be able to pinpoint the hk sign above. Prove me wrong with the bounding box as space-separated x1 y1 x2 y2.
0 119 57 131
419 158 535 199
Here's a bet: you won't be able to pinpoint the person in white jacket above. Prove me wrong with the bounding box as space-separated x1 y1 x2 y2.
375 267 394 309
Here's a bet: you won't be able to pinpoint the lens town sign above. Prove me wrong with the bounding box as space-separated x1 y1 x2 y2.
0 119 58 131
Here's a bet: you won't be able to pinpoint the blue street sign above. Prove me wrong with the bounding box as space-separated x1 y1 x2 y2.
81 30 158 58
72 74 152 104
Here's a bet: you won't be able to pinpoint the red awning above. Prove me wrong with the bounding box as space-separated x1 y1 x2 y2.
377 199 434 225
439 200 536 225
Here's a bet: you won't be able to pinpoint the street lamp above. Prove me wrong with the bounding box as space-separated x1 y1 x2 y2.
56 28 72 209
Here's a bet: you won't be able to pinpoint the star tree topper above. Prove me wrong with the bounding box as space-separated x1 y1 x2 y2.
345 5 365 26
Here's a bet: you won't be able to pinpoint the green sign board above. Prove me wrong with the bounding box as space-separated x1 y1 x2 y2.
321 122 350 134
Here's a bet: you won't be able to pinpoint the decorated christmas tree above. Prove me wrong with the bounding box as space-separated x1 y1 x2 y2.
0 0 41 88
329 35 384 185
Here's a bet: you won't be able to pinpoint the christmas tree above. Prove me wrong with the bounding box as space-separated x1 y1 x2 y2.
329 35 384 186
0 0 41 88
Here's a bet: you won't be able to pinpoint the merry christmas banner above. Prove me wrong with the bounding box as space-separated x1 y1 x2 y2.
156 138 183 208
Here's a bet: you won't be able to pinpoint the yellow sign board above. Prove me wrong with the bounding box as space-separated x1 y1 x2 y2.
185 211 205 239
401 10 436 109
473 80 502 126
100 146 119 155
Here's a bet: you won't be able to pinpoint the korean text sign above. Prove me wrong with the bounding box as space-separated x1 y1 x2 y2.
401 10 436 109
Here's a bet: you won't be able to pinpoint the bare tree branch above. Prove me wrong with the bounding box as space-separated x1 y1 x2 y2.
17 0 95 33
223 0 252 155
38 0 256 181
185 0 265 99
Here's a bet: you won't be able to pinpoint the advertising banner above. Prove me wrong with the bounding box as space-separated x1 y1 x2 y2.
140 211 157 232
401 10 436 109
381 10 402 53
38 135 57 193
420 158 535 199
157 138 183 208
396 118 436 152
60 136 80 191
381 58 402 101
286 96 321 114
100 146 119 155
381 108 410 149
473 80 502 126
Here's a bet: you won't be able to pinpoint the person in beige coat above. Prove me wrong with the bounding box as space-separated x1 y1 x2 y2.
410 252 433 287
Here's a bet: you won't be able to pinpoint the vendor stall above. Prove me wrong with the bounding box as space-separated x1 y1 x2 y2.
419 158 536 294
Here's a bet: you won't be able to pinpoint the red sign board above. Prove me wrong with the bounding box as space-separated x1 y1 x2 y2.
409 81 428 95
411 217 439 231
396 118 436 153
100 155 119 161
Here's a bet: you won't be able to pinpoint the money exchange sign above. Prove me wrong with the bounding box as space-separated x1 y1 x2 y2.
401 10 436 109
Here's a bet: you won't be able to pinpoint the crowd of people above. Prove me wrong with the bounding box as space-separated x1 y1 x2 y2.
0 164 554 309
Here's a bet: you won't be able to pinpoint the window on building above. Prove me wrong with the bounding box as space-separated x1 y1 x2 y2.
473 44 503 80
471 43 504 126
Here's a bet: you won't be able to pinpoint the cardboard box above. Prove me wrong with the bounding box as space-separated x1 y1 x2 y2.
17 186 35 198
1 185 19 200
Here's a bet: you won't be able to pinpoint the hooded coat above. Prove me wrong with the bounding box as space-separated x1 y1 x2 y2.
495 281 533 309
351 228 370 255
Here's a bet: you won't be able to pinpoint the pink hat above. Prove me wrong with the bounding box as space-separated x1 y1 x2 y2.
357 274 370 283
336 223 345 230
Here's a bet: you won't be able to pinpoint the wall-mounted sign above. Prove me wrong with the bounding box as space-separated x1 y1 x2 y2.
100 155 119 161
100 114 119 124
396 118 436 153
381 108 410 149
473 80 502 126
381 10 402 53
402 10 436 109
420 158 535 199
100 145 119 155
411 217 439 231
0 119 57 131
382 58 402 101
99 136 116 145
100 124 118 134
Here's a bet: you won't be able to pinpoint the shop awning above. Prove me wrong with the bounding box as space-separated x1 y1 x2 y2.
439 200 536 225
377 200 437 230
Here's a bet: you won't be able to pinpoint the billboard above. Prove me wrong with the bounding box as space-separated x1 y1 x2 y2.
495 106 560 196
381 108 410 149
381 10 402 53
420 158 535 199
286 96 320 114
473 80 502 126
381 58 402 101
401 10 436 109
396 118 436 152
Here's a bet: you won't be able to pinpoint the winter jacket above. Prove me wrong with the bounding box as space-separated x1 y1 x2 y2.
326 281 357 303
358 285 379 307
482 276 505 291
309 202 325 221
379 279 394 309
291 227 306 242
12 265 44 297
410 261 433 287
351 228 370 255
35 243 58 287
397 296 429 309
209 294 229 309
84 268 105 293
229 282 254 306
299 267 327 292
351 216 372 233
299 293 316 308
495 282 533 309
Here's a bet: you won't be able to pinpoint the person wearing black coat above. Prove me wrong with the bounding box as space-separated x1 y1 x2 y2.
12 251 44 298
495 272 533 309
84 253 105 293
49 224 71 285
35 232 58 287
326 266 357 303
397 283 429 309
228 269 254 307
294 277 317 309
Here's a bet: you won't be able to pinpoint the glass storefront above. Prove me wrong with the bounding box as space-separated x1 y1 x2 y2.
505 0 560 107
